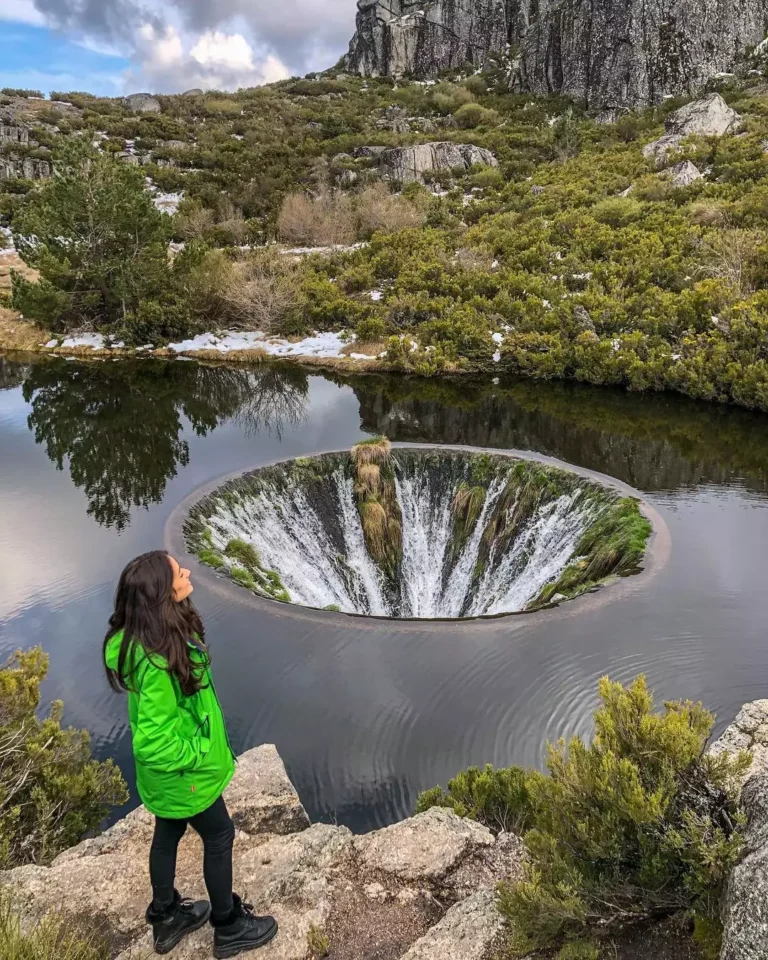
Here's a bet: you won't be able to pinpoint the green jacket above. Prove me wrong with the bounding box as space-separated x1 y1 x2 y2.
105 632 235 819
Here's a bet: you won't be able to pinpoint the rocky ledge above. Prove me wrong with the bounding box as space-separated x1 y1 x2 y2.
4 702 767 959
2 745 524 960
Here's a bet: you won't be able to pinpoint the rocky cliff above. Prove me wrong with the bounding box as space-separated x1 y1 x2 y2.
345 0 768 108
4 745 523 960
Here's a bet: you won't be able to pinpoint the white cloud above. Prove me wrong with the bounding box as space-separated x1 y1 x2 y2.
1 0 46 26
20 0 357 93
123 22 290 92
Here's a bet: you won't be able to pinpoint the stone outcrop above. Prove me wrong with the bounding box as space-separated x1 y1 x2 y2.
660 159 704 186
643 93 741 170
666 92 742 137
711 701 768 960
345 0 768 109
124 93 161 114
3 744 524 960
0 157 51 179
0 124 29 145
380 141 498 182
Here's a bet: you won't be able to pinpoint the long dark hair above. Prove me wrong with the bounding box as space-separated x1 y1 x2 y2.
104 550 208 697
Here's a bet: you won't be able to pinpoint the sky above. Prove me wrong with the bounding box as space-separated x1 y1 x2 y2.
0 0 358 97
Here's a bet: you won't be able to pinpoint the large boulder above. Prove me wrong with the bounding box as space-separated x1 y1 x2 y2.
124 93 161 114
379 142 498 182
642 133 685 168
345 0 766 109
0 157 50 179
660 159 704 187
711 701 768 960
354 807 495 881
664 93 742 137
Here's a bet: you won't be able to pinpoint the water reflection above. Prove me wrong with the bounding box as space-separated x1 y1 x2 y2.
350 375 768 494
20 359 308 530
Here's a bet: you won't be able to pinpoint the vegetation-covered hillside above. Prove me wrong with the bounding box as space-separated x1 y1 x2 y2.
5 57 768 410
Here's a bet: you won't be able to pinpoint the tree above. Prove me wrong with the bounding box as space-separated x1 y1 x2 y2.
11 142 190 341
0 648 127 868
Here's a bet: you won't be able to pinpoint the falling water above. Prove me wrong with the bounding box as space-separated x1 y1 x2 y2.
196 451 613 619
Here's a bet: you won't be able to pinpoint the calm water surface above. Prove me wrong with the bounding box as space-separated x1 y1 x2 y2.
1 354 768 831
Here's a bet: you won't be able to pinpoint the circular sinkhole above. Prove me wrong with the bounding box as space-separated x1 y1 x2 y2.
183 441 653 620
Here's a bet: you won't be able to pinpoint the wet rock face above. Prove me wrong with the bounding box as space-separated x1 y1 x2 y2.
346 0 768 108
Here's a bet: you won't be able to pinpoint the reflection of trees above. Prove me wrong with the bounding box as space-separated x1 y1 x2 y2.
21 360 308 530
351 374 768 494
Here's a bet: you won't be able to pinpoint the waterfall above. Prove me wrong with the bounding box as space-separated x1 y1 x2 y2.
194 450 628 619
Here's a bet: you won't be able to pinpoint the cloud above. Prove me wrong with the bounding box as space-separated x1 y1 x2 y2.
1 0 46 26
11 0 358 93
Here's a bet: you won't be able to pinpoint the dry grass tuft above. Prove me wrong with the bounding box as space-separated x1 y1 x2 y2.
359 501 388 560
356 463 380 497
352 436 391 467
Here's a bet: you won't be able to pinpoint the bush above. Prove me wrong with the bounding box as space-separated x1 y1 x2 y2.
0 648 127 868
416 763 535 834
421 676 749 954
278 191 356 246
1 88 44 99
355 183 428 237
454 103 500 129
497 676 749 952
212 248 303 332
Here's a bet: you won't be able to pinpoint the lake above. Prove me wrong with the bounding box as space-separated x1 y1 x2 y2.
1 353 767 831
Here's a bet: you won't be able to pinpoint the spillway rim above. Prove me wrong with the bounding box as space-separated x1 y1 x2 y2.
165 443 671 632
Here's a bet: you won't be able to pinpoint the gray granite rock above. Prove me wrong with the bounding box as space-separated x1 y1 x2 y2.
379 142 498 182
345 0 766 109
712 701 768 960
354 807 495 881
665 93 742 137
398 889 505 960
124 93 161 114
661 159 704 186
642 133 685 168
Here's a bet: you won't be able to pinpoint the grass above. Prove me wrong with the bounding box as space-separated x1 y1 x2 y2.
359 500 388 559
306 924 330 958
452 483 486 543
198 548 225 569
225 538 261 570
230 566 256 589
355 462 380 496
0 887 109 960
351 435 391 466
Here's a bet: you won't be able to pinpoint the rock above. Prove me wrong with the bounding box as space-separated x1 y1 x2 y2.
331 152 354 166
3 744 527 960
345 0 765 109
124 93 161 114
117 152 141 166
0 157 50 179
182 89 203 96
442 830 527 900
664 93 741 137
346 0 509 80
595 109 626 125
337 169 359 186
0 124 29 145
353 145 387 158
642 133 685 168
660 159 704 186
711 701 768 960
354 807 494 881
398 889 505 960
162 140 188 150
379 142 498 183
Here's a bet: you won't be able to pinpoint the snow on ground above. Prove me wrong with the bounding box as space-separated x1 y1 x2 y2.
41 328 386 361
0 226 16 256
167 330 353 358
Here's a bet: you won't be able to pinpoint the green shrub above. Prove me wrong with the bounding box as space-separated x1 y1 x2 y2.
454 103 500 129
1 88 44 99
497 676 749 952
0 648 128 868
417 763 535 834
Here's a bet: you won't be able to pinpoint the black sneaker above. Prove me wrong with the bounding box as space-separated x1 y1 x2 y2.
212 895 278 958
146 892 212 954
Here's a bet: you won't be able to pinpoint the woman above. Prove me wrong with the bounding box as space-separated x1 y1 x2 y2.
104 550 278 957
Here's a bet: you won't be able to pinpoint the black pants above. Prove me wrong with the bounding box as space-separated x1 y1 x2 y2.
150 795 235 921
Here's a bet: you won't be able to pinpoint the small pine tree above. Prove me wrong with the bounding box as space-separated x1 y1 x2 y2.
0 648 127 867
